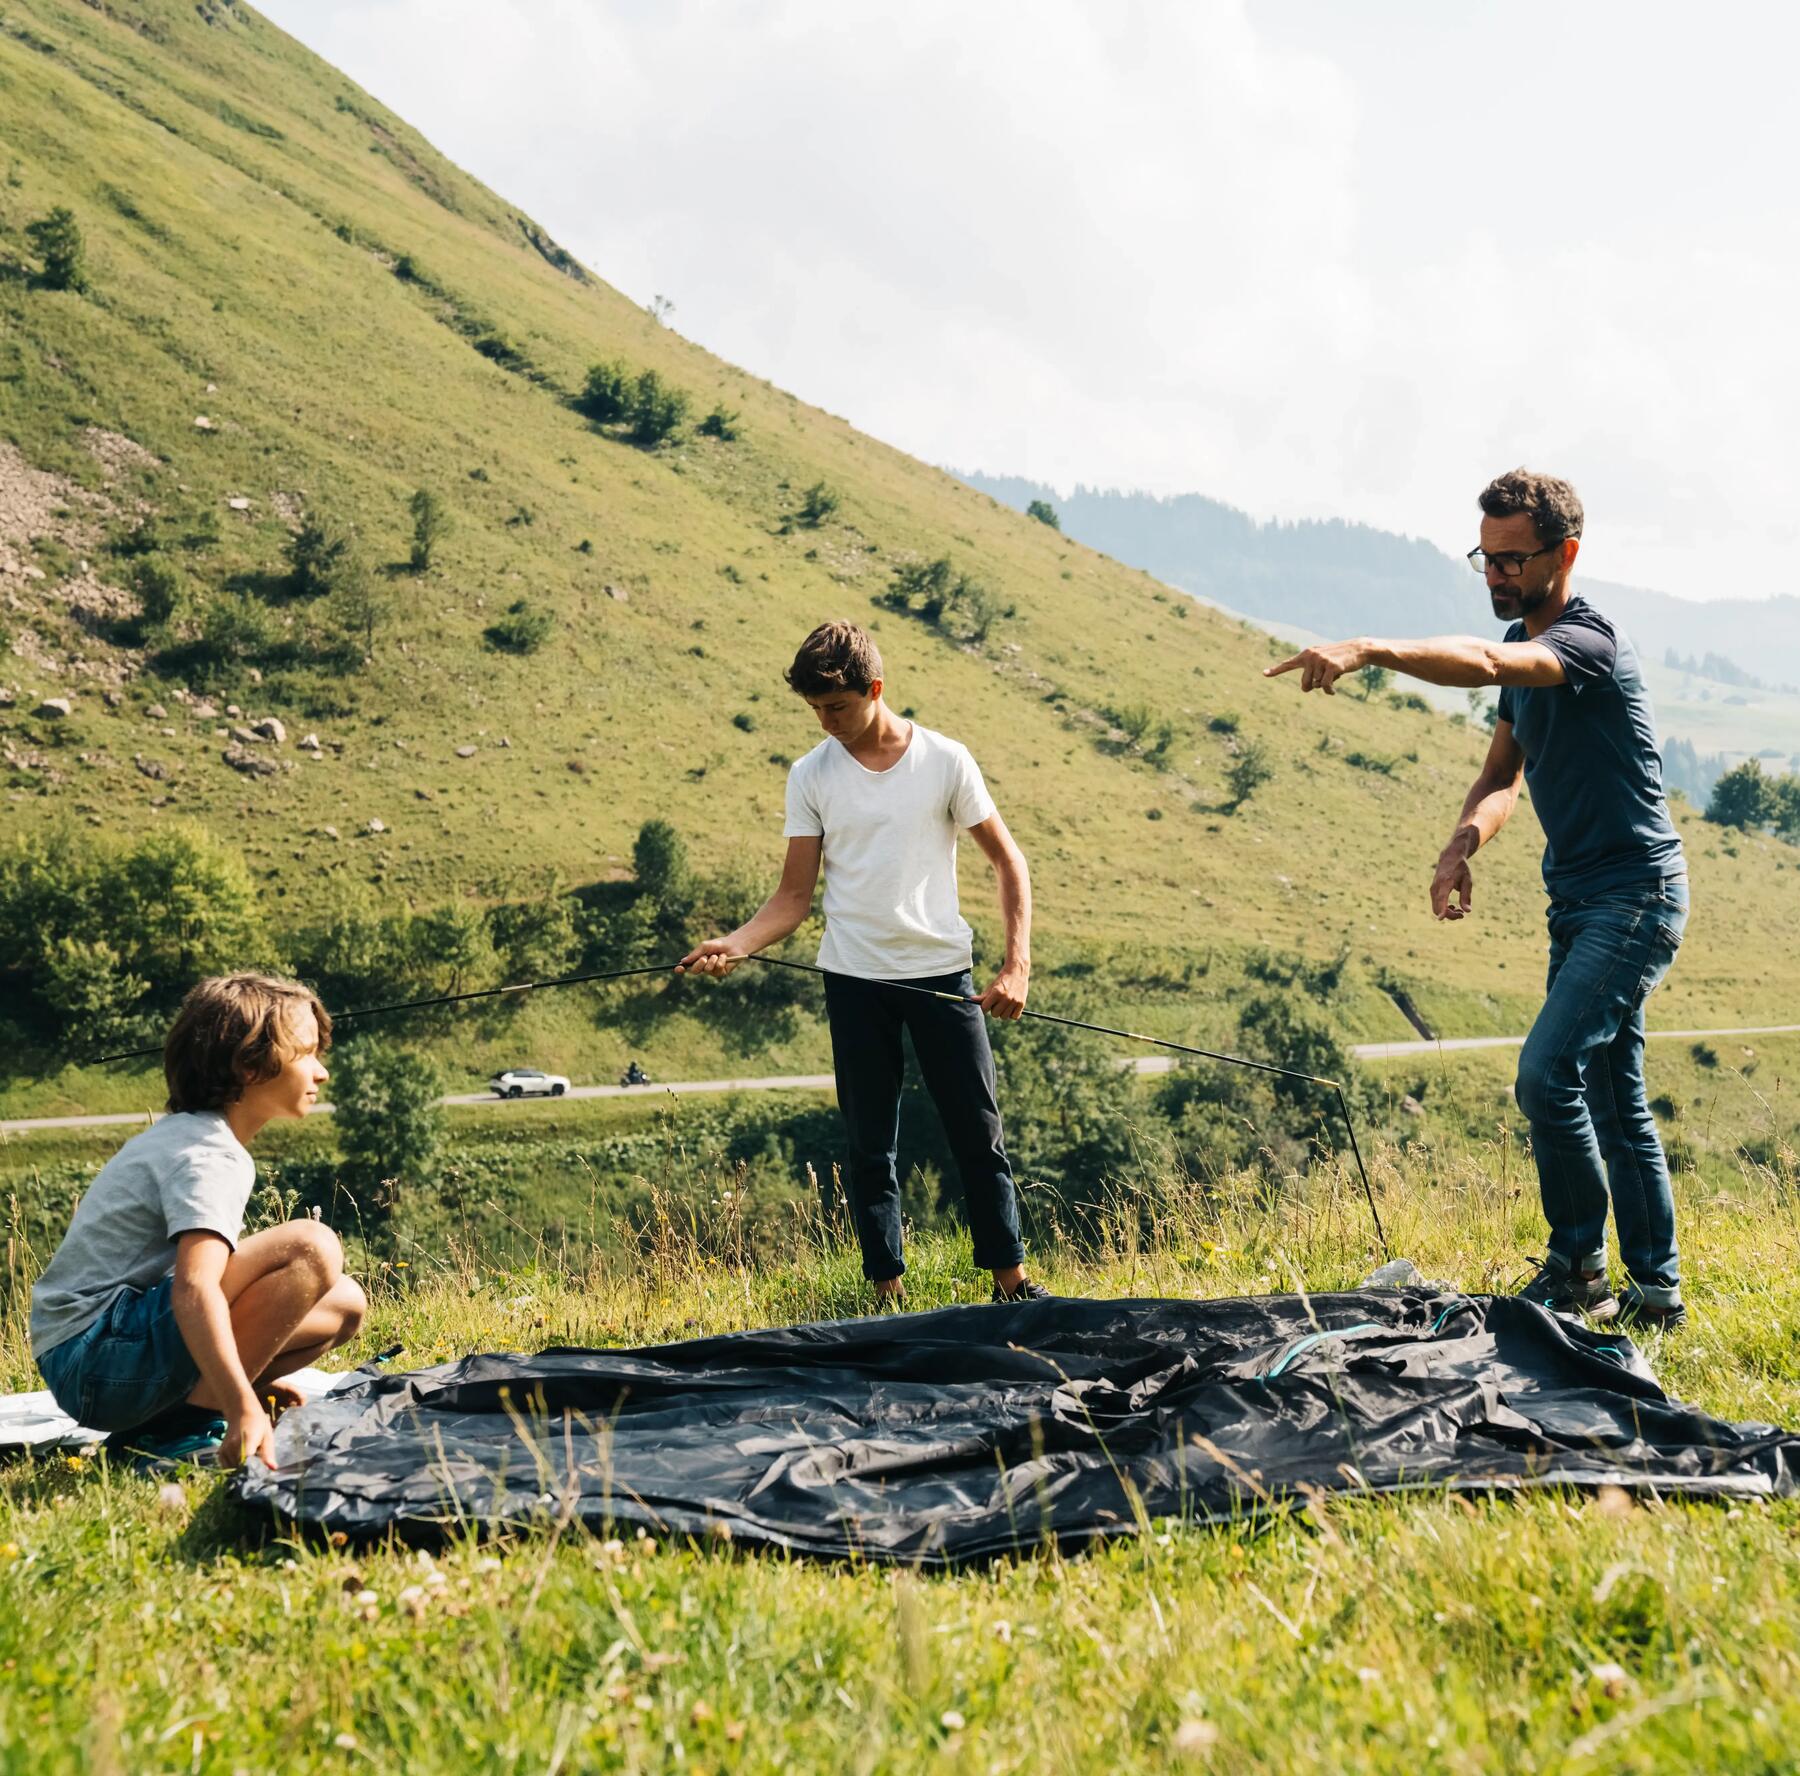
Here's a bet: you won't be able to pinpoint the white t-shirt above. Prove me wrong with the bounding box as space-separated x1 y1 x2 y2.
784 722 997 979
30 1110 255 1356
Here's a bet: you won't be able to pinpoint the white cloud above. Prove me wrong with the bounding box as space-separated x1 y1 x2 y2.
260 0 1799 600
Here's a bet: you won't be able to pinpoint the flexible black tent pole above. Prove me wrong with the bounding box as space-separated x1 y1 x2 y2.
86 952 1390 1255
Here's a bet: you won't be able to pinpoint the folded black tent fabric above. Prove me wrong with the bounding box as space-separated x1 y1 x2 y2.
235 1291 1800 1564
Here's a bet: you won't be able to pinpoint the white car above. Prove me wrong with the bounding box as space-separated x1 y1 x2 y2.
490 1067 570 1100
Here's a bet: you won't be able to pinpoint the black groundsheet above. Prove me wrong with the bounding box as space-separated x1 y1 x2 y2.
235 1291 1800 1565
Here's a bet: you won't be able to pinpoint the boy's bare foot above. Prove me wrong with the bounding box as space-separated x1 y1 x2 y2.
871 1280 904 1312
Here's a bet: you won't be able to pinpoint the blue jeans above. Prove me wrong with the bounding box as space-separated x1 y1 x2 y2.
823 969 1026 1283
1515 876 1689 1305
35 1275 199 1433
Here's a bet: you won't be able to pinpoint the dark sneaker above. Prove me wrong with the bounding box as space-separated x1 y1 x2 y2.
1516 1258 1619 1321
106 1405 227 1471
993 1278 1053 1304
1620 1290 1688 1331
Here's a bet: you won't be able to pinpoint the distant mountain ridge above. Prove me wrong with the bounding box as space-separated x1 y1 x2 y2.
955 472 1800 689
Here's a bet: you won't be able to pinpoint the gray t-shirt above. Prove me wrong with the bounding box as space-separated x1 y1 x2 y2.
1495 597 1684 899
30 1110 255 1357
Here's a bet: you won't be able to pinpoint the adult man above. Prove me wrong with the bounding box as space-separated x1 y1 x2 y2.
1264 468 1689 1327
678 620 1048 1306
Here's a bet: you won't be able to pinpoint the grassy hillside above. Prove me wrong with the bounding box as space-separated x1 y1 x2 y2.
2 0 1796 1125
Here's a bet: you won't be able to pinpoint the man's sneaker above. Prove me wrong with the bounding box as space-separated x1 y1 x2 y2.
993 1278 1053 1304
1619 1290 1688 1331
1516 1258 1619 1321
106 1404 227 1471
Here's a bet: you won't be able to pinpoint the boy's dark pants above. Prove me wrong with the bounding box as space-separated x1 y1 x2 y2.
823 969 1026 1283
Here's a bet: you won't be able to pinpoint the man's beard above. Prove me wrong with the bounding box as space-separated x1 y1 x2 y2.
1491 582 1552 623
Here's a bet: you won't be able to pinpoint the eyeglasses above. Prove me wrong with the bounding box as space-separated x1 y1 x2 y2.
1466 543 1568 578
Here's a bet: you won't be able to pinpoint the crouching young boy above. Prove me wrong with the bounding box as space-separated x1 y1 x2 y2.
31 974 366 1467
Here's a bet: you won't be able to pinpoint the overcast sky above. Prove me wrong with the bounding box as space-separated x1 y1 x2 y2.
259 0 1799 602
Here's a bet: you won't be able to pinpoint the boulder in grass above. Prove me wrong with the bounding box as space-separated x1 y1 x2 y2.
298 732 322 753
252 716 287 744
367 816 386 834
223 744 281 778
35 697 73 719
455 745 477 758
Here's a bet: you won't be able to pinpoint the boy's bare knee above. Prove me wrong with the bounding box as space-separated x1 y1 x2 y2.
332 1275 368 1345
282 1218 343 1292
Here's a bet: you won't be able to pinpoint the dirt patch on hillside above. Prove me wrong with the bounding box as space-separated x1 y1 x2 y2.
81 426 162 480
0 441 140 686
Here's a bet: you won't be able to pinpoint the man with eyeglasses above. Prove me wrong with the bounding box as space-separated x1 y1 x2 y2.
1264 468 1688 1328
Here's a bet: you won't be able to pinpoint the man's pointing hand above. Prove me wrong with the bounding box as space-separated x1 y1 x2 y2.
1264 639 1372 695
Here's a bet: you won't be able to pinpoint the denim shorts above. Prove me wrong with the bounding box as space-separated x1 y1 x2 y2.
35 1275 200 1433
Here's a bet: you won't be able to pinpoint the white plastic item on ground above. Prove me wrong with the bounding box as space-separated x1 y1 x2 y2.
0 1364 362 1453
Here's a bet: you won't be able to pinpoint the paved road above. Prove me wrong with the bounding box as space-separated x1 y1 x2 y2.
7 1024 1797 1136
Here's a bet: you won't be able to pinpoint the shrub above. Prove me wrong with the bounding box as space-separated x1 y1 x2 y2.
878 556 1011 647
483 598 553 654
330 1038 445 1245
288 515 355 599
1343 750 1398 776
577 360 632 424
698 405 740 441
1207 712 1240 735
799 482 839 527
627 370 688 445
1355 664 1391 699
1025 498 1060 530
1225 741 1274 809
196 589 278 667
408 488 445 572
130 553 186 633
1110 704 1154 744
732 711 757 733
25 207 88 292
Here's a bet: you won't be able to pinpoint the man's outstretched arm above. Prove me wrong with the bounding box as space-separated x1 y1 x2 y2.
677 836 822 975
965 813 1031 1018
1264 634 1565 694
1432 722 1527 920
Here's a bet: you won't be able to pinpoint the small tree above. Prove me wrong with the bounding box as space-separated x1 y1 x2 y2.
1774 774 1800 843
288 514 355 598
798 482 839 527
25 207 88 292
331 565 391 657
408 488 445 572
1706 758 1774 830
488 890 579 982
632 817 691 906
1356 665 1392 700
627 370 688 445
1025 498 1060 530
330 1038 444 1245
1225 740 1274 810
577 360 632 424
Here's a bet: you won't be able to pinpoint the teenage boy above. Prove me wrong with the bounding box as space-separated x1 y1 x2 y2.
678 620 1047 1305
32 974 366 1466
1263 468 1689 1327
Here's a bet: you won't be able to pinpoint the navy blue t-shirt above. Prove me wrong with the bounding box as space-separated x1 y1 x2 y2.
1494 597 1684 899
